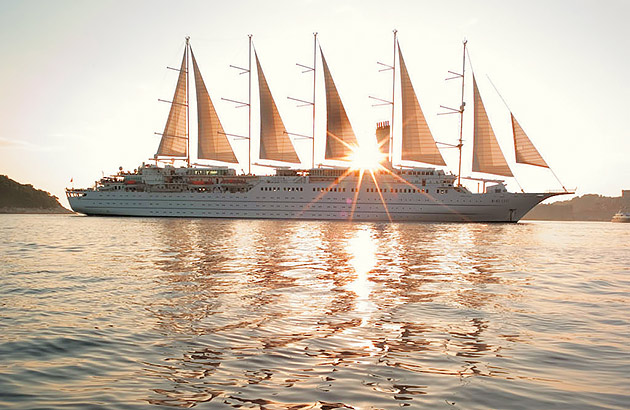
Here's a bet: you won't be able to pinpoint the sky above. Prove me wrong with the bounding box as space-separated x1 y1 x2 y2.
1 0 628 207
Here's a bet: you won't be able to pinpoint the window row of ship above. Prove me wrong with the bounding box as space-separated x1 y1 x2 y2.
259 186 440 194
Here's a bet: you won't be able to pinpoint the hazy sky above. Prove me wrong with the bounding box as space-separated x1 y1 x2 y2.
1 0 628 206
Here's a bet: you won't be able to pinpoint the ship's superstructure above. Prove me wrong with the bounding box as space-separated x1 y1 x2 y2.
67 34 570 222
67 164 555 221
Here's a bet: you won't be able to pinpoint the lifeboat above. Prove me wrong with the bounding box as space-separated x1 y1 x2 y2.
222 178 246 184
190 179 212 185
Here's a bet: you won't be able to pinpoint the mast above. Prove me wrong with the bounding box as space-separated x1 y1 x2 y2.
186 36 190 167
457 40 467 187
312 32 317 169
390 29 397 164
439 40 468 184
224 35 253 173
288 33 318 168
248 34 252 174
369 30 398 163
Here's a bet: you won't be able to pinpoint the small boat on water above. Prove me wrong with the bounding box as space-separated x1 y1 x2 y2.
66 33 571 222
611 212 630 223
611 190 630 222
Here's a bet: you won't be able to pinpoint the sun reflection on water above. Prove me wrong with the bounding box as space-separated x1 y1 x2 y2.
346 228 376 301
116 219 628 408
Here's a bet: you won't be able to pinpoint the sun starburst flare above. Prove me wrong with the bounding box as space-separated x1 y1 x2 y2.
348 143 388 172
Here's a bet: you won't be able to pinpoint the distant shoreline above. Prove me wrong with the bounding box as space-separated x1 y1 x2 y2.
522 193 621 222
1 174 74 215
0 207 74 215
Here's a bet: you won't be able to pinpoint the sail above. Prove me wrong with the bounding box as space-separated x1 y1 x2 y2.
472 76 513 177
255 52 300 163
156 49 188 157
191 50 238 163
398 46 446 166
320 49 358 160
512 114 548 168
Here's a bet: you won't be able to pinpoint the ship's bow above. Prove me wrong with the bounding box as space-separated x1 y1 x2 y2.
511 192 569 222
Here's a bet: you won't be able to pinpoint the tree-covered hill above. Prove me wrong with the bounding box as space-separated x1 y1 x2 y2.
524 194 622 221
0 175 71 213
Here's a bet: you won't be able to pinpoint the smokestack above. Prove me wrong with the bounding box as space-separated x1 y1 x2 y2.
375 121 390 158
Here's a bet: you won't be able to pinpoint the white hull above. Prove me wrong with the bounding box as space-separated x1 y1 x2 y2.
67 187 554 223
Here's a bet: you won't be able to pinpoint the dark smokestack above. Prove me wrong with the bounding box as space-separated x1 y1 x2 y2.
375 121 390 158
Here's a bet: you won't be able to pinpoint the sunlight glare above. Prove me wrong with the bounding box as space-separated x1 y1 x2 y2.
348 143 387 171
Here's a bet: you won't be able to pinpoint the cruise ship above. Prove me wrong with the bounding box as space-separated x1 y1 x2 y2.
67 34 570 222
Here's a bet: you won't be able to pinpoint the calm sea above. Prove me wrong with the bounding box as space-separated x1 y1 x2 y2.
0 215 628 409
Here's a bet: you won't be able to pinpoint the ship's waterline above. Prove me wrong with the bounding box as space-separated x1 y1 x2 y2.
67 167 554 221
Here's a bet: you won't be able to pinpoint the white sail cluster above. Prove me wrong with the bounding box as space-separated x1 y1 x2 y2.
471 76 551 177
156 41 303 166
155 37 552 182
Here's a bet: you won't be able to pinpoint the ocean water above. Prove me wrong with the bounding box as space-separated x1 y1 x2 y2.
0 215 628 410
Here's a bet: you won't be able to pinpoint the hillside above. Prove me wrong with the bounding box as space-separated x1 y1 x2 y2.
0 175 72 213
524 194 621 221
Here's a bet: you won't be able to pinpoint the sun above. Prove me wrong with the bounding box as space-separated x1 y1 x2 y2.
348 143 387 171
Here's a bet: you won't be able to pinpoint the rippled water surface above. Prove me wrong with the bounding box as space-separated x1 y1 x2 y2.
1 215 629 409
